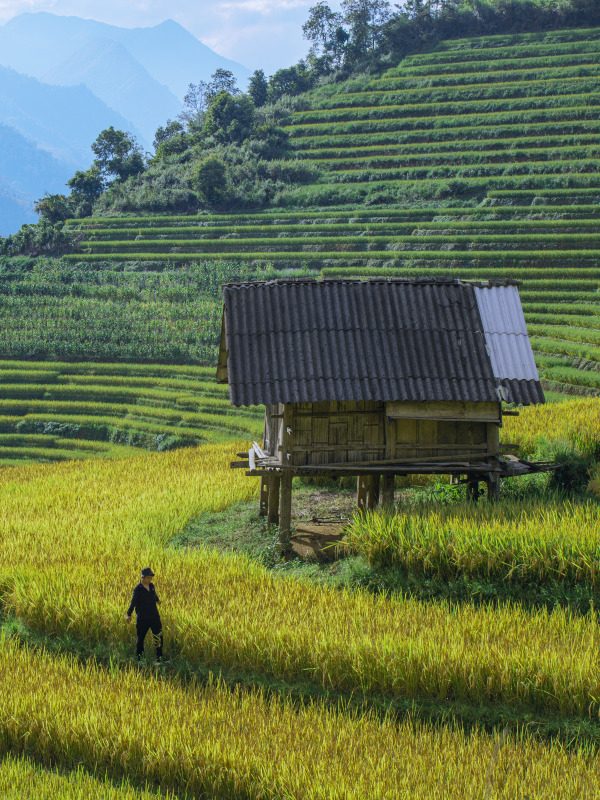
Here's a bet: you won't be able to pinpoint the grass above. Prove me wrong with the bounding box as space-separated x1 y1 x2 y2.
0 443 598 721
344 499 600 586
1 637 597 799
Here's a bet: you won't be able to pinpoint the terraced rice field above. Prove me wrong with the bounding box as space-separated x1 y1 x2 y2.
66 26 600 397
0 359 262 464
0 401 597 797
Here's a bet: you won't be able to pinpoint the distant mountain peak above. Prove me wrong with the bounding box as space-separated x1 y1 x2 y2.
0 12 249 98
0 11 250 232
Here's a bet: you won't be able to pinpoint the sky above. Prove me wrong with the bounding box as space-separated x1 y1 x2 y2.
0 0 344 72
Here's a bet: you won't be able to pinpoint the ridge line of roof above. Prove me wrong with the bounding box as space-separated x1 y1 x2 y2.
223 277 521 289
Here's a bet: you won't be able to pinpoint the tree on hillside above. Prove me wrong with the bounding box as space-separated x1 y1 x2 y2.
342 0 391 59
203 92 256 145
153 119 185 150
34 193 72 224
181 81 211 125
208 69 240 97
67 166 104 216
191 156 227 204
92 128 145 183
249 123 290 159
180 70 241 128
248 69 269 107
268 63 314 102
303 1 349 70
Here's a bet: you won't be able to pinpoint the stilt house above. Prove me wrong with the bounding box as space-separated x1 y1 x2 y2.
217 278 544 546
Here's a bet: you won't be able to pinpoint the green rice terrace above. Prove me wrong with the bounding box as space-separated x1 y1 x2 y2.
1 25 599 463
65 28 599 392
0 360 262 465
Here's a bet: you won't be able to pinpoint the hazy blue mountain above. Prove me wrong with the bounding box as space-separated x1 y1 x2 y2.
0 124 72 235
44 38 181 143
0 65 140 165
0 192 35 236
109 19 251 99
0 13 250 141
0 12 251 234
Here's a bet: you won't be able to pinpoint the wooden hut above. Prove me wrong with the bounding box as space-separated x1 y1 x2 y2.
217 278 545 549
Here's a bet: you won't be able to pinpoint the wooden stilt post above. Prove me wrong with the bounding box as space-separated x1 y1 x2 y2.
357 475 381 511
381 474 395 509
466 476 480 503
368 474 380 509
268 474 280 525
486 473 500 502
278 471 293 554
259 477 269 517
357 476 369 511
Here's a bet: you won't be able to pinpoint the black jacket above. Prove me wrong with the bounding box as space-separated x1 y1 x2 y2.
127 582 161 620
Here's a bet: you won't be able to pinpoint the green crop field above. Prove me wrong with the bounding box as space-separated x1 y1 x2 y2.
0 359 262 464
57 25 600 400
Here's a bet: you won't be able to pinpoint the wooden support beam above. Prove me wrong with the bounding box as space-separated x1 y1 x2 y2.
268 475 280 525
278 472 293 554
369 474 380 509
381 474 395 509
259 477 269 517
486 473 501 502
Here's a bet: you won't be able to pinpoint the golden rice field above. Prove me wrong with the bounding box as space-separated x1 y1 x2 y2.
0 754 178 800
0 440 598 718
345 500 599 583
0 640 598 800
0 398 597 796
502 397 600 457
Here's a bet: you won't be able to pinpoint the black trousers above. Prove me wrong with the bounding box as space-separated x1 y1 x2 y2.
136 616 163 660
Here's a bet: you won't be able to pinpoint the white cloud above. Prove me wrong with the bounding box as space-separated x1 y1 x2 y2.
219 0 311 14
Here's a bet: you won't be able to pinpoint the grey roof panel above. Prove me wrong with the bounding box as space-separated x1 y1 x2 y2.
474 285 539 381
474 285 543 405
485 333 539 381
222 279 541 406
474 284 529 335
498 379 545 405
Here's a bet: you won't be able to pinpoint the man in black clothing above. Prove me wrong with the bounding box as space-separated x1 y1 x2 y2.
125 567 163 663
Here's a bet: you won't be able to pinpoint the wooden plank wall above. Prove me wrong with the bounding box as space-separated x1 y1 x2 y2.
389 418 492 460
264 403 284 457
265 401 502 466
288 401 385 466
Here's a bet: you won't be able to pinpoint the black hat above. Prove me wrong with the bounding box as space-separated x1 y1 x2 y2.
141 567 155 577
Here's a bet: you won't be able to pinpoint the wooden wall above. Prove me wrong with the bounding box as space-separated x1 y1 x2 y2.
385 401 500 461
264 400 501 467
288 401 385 466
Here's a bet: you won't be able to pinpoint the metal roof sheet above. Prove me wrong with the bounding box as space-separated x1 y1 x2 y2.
474 285 540 381
220 279 543 407
497 378 545 405
222 279 502 406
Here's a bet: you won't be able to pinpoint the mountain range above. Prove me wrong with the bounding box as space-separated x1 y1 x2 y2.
0 12 249 235
0 124 73 235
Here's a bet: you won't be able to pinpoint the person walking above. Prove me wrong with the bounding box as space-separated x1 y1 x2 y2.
125 567 163 663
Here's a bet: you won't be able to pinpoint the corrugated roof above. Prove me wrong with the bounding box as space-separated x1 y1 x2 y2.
220 279 544 407
474 285 543 404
